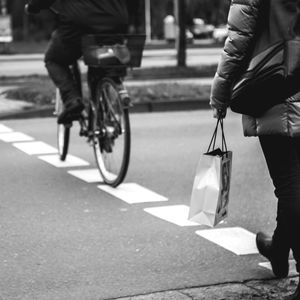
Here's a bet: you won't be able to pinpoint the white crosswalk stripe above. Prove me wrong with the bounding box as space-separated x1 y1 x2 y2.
196 227 258 255
0 132 33 142
38 154 90 168
144 205 199 227
13 141 58 155
99 183 168 204
0 124 13 133
68 169 103 183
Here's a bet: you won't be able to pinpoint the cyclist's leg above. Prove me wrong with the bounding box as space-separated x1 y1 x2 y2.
45 19 84 123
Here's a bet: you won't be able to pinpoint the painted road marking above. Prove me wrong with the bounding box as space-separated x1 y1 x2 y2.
259 260 297 276
13 141 58 155
68 169 103 183
196 227 258 255
144 205 199 227
38 154 90 168
0 132 34 142
0 125 274 259
99 183 168 204
0 124 13 133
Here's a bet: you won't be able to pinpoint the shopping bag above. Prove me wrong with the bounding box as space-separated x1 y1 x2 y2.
188 118 233 227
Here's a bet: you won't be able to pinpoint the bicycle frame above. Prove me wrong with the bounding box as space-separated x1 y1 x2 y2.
62 61 129 145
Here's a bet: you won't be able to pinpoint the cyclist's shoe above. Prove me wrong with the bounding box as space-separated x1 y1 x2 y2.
58 98 84 125
100 137 113 153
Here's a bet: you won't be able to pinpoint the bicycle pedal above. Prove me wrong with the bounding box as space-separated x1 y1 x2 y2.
122 97 132 108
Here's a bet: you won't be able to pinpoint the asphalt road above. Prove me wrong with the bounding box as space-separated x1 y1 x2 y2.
0 48 222 77
0 110 281 300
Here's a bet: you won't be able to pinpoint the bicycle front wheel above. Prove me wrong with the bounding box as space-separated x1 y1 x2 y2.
55 89 70 161
92 78 130 187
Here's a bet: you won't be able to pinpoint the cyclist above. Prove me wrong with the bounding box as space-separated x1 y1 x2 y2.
25 0 130 124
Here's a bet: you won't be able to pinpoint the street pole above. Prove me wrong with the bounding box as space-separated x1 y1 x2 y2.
174 0 187 67
1 0 7 15
0 0 8 53
145 0 151 43
23 11 29 41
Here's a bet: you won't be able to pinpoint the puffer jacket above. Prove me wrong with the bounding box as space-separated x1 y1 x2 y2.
210 0 300 137
28 0 129 34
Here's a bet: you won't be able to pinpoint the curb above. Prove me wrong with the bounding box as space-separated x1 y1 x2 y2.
0 106 55 121
116 276 299 300
131 99 210 113
0 99 210 121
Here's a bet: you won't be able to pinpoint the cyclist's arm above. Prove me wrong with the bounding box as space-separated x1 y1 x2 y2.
27 0 56 13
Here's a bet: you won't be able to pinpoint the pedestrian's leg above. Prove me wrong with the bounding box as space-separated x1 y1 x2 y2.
259 135 300 299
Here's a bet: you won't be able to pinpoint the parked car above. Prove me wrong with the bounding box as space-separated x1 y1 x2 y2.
164 15 193 43
213 25 228 43
191 18 215 39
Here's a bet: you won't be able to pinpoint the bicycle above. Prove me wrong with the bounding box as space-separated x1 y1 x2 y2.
54 34 146 187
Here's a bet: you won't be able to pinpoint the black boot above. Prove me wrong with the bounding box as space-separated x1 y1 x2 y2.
58 98 84 124
256 232 290 278
285 280 300 300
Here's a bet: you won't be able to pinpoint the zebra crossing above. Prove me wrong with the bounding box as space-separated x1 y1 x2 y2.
0 122 296 276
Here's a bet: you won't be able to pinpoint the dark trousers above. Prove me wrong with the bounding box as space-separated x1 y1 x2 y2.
44 18 83 103
44 17 127 104
259 135 300 272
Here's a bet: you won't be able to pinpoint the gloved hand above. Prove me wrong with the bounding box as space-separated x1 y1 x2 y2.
212 107 227 119
24 3 40 14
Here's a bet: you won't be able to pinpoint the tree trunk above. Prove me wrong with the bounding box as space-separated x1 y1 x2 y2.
175 0 186 67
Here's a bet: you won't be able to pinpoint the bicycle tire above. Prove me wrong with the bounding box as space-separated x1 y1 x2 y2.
92 78 131 187
55 89 70 161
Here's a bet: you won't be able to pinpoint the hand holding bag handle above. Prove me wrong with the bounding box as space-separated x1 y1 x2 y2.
207 118 228 154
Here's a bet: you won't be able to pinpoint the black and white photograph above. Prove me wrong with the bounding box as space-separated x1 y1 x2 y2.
0 0 300 299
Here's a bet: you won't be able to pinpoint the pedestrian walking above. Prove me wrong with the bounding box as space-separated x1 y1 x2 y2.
210 0 300 299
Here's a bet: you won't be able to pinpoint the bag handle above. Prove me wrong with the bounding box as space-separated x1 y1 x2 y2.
207 118 228 153
220 119 228 153
207 118 220 152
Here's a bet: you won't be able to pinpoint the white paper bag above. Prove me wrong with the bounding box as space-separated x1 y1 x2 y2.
189 149 232 227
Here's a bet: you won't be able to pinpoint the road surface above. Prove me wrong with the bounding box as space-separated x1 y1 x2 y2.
0 110 289 300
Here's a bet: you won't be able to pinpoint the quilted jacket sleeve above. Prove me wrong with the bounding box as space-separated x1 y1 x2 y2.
28 0 56 11
210 0 263 110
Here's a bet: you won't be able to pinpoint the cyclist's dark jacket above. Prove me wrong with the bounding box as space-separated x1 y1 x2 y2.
28 0 129 33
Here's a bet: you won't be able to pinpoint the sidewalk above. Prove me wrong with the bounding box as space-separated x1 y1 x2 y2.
0 48 221 62
0 86 34 115
116 277 298 300
0 77 213 120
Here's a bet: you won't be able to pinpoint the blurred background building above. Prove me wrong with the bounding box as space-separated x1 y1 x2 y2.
3 0 230 42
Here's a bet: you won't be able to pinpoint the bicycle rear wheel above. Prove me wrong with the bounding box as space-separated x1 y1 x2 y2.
55 89 70 161
92 78 130 187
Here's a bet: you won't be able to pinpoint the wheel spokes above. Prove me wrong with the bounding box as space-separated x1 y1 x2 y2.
92 80 129 186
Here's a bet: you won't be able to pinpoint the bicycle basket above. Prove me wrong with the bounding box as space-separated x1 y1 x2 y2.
82 34 146 68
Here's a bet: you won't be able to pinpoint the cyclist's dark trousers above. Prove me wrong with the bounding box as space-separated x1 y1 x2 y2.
259 135 300 273
44 24 82 104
